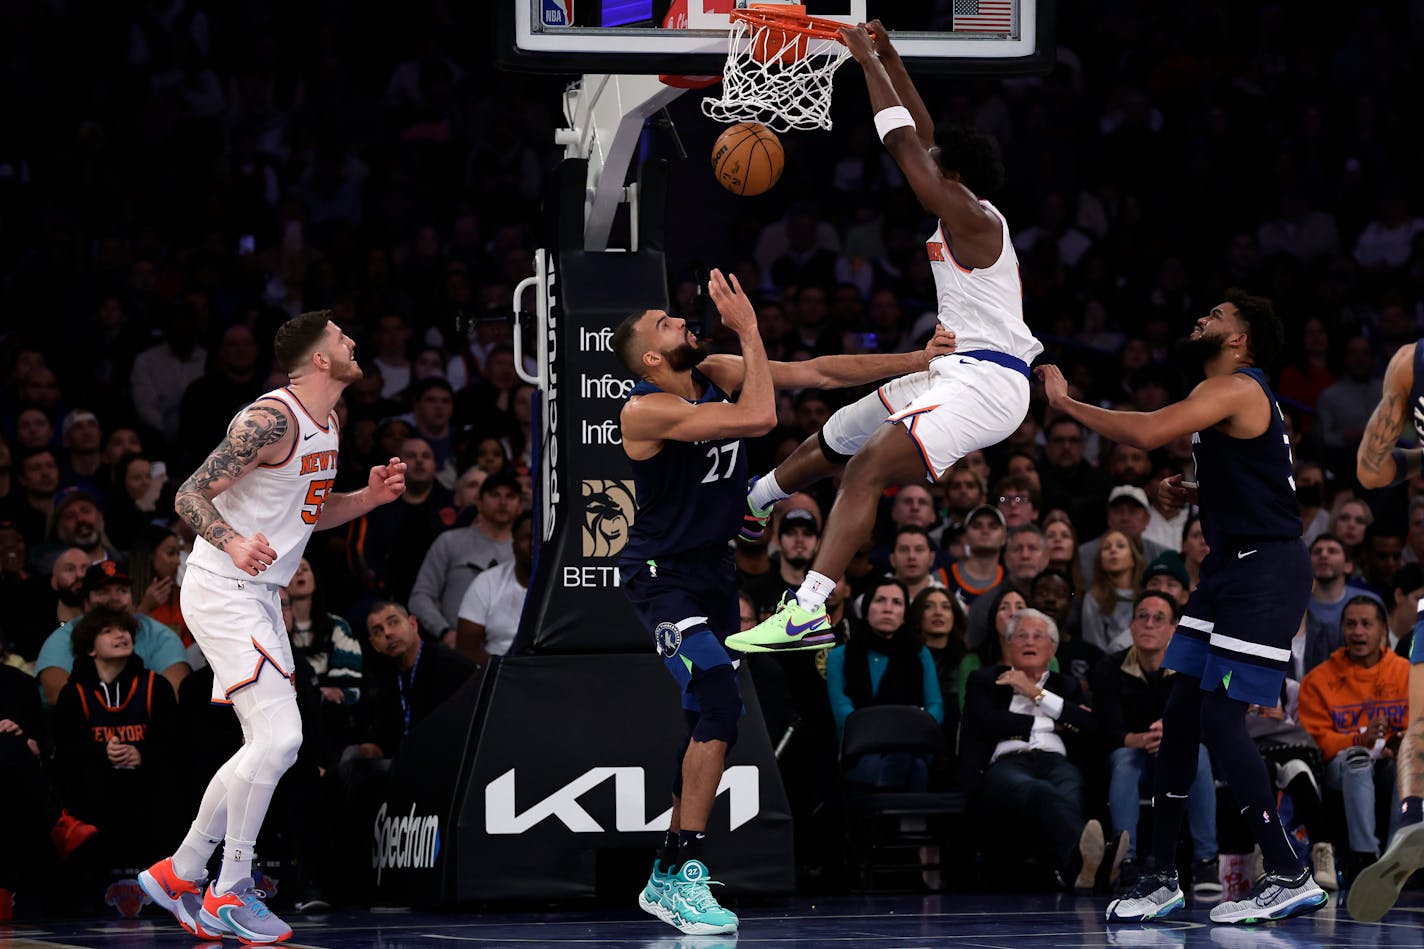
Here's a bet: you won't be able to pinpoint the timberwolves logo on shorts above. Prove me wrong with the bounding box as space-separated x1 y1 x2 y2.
582 479 636 557
655 621 682 658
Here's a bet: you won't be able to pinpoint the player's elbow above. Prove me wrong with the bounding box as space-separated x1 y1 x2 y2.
744 413 777 437
1357 465 1390 491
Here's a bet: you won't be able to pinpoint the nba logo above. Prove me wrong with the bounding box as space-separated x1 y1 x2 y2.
542 0 573 26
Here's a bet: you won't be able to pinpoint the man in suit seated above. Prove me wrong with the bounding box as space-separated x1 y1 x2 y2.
959 607 1108 891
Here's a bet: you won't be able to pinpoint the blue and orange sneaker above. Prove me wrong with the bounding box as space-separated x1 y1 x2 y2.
725 592 837 653
198 877 293 945
138 857 220 939
739 477 775 543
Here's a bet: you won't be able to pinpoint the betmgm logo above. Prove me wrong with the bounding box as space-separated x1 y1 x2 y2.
582 479 635 557
371 802 441 885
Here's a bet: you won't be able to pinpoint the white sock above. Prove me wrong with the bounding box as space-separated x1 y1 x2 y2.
749 471 788 511
172 824 224 882
217 836 258 893
796 571 836 610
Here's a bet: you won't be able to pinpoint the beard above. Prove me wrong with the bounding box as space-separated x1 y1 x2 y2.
664 341 709 372
332 357 364 384
1173 333 1226 366
57 585 85 608
783 552 812 570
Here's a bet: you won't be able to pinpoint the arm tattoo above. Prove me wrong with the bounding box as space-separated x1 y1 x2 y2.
1358 386 1407 477
175 405 289 549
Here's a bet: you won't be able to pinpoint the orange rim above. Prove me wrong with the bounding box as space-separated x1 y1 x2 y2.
727 8 867 44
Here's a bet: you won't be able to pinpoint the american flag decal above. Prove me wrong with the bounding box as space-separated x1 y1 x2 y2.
954 0 1013 33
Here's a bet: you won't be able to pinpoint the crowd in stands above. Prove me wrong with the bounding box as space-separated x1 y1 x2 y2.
2 0 1424 916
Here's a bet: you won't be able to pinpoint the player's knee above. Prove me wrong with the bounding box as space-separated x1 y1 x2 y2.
239 695 303 781
1340 745 1372 773
689 664 742 744
817 427 854 466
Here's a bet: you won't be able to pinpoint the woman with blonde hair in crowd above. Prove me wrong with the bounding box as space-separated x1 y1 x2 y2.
1081 529 1145 653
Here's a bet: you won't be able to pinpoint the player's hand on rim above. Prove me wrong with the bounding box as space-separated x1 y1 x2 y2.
368 456 408 504
838 24 875 63
226 531 277 576
865 19 894 58
707 268 757 336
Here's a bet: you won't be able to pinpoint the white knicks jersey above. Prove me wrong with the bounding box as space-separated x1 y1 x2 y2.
186 387 341 587
926 199 1043 364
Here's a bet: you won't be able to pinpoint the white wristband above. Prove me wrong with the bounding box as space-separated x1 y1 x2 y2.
874 106 916 143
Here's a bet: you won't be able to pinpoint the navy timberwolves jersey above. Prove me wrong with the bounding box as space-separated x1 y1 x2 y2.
1192 368 1302 552
620 368 748 565
1410 340 1424 441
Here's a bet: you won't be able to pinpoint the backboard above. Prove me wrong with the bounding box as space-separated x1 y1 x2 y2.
498 0 1054 76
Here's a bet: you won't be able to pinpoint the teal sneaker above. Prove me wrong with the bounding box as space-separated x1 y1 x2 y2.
664 860 738 935
636 861 675 926
740 477 775 542
725 592 836 653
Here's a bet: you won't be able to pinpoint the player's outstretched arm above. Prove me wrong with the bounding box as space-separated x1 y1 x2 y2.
1358 342 1419 489
1037 364 1242 452
622 269 776 445
706 326 956 391
865 20 934 148
176 403 288 576
840 26 997 247
314 457 407 530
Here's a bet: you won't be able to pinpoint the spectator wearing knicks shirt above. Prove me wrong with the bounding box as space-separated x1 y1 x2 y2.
52 606 181 867
1298 596 1410 868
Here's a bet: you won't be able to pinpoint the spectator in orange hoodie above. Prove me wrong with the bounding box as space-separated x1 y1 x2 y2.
1299 596 1410 872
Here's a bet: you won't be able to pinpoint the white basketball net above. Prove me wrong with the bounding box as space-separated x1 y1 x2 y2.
700 16 852 133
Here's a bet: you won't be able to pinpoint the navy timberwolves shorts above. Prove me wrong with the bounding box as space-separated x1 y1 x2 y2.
1164 537 1310 707
620 547 739 712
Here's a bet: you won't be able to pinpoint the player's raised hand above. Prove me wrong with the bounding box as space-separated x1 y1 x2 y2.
1034 363 1070 408
923 326 957 363
707 268 757 337
839 24 876 64
866 19 894 58
368 456 408 504
226 531 277 576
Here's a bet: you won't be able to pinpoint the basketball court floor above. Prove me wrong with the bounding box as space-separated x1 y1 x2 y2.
9 891 1424 947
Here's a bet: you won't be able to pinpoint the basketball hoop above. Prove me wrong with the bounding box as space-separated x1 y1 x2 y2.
700 5 856 133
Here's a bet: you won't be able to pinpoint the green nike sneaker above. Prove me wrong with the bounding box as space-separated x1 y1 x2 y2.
725 592 837 653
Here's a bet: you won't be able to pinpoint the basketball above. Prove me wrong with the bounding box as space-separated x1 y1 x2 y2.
711 122 784 197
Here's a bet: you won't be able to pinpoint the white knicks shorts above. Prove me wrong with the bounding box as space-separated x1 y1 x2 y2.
181 564 295 705
885 355 1030 481
820 370 933 459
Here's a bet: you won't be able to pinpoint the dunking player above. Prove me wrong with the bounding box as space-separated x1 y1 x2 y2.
1348 338 1424 921
139 312 407 943
1039 292 1328 924
731 22 1040 654
614 270 952 934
